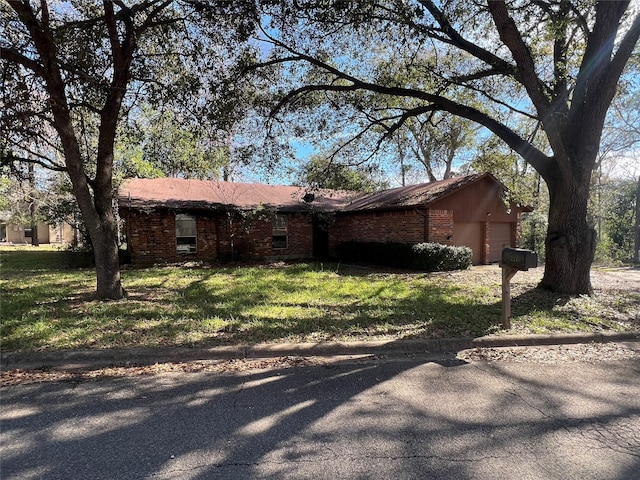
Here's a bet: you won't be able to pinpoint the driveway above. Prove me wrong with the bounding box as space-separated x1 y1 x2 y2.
593 266 640 290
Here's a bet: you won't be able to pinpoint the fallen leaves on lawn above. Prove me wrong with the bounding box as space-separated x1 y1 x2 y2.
458 342 639 363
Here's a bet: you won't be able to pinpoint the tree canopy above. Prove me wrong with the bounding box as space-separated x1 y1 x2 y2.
296 154 388 192
257 0 640 294
1 0 259 298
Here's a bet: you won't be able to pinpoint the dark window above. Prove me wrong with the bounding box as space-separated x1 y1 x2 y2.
272 214 288 249
176 214 196 254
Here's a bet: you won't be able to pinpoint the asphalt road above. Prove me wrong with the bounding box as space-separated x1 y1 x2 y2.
2 353 639 480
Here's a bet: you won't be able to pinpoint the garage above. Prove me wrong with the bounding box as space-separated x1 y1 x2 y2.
489 222 513 263
454 222 483 265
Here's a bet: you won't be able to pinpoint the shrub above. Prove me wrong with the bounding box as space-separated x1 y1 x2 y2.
336 241 472 271
411 243 472 271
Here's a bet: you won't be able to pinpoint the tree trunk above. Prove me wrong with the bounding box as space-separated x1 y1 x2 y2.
29 211 39 247
92 220 123 300
28 163 39 247
540 175 595 294
65 147 124 300
635 176 640 264
73 186 123 299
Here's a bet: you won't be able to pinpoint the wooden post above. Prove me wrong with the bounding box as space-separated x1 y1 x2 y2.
501 265 518 329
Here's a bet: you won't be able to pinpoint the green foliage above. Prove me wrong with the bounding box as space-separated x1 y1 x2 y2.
0 164 47 229
117 107 231 180
411 243 473 271
336 241 472 271
0 175 15 214
296 155 388 192
520 210 548 257
592 178 638 264
0 173 13 212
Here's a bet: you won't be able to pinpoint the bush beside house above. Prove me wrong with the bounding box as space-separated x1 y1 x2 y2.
336 241 472 271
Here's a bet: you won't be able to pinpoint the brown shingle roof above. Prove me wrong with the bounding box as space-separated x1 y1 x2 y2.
118 177 357 212
117 173 517 214
341 173 490 211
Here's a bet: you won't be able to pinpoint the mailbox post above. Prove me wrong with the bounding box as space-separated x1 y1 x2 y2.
500 248 538 329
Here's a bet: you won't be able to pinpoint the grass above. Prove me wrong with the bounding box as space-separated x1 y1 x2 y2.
1 246 638 352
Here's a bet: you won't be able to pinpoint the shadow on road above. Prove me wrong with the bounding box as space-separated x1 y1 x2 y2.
2 352 639 479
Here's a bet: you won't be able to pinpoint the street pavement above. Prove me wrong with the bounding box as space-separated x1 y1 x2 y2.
2 349 639 480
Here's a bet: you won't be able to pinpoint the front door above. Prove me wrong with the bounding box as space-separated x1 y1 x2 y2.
312 215 329 259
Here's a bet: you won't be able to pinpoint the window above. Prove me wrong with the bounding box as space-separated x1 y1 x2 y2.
176 214 196 254
272 214 288 249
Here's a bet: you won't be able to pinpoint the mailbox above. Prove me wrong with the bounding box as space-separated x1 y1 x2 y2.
501 248 538 271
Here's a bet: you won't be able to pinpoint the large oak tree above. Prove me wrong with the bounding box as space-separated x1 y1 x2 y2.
260 0 640 294
1 0 257 299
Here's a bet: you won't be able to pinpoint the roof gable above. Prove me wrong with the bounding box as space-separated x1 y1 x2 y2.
341 173 498 211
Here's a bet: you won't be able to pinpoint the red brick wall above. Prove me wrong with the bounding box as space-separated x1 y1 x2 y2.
426 210 454 245
122 210 176 264
233 213 313 260
121 208 314 264
330 210 425 248
329 209 455 253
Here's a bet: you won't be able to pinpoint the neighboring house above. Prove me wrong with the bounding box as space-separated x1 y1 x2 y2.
118 173 530 266
0 215 76 245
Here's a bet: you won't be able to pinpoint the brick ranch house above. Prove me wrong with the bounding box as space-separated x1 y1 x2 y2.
118 173 531 266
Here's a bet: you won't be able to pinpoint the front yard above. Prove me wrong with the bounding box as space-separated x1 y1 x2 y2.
1 247 638 352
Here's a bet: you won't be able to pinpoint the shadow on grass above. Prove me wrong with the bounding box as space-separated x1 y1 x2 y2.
510 283 640 332
3 257 637 352
1 261 506 351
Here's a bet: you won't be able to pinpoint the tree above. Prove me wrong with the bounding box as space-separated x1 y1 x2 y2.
296 154 388 192
260 0 640 294
125 106 230 180
396 113 477 182
590 176 638 263
635 176 640 264
1 1 257 298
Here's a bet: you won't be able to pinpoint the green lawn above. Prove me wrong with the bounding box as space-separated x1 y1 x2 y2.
1 247 637 352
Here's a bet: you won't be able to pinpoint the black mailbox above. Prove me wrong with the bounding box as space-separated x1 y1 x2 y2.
501 248 538 271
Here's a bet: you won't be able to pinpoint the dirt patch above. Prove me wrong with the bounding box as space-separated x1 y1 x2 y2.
443 264 640 290
458 341 640 364
0 356 331 387
592 266 640 289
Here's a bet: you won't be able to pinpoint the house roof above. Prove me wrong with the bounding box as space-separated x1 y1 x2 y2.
118 177 357 213
341 173 498 211
118 173 527 214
